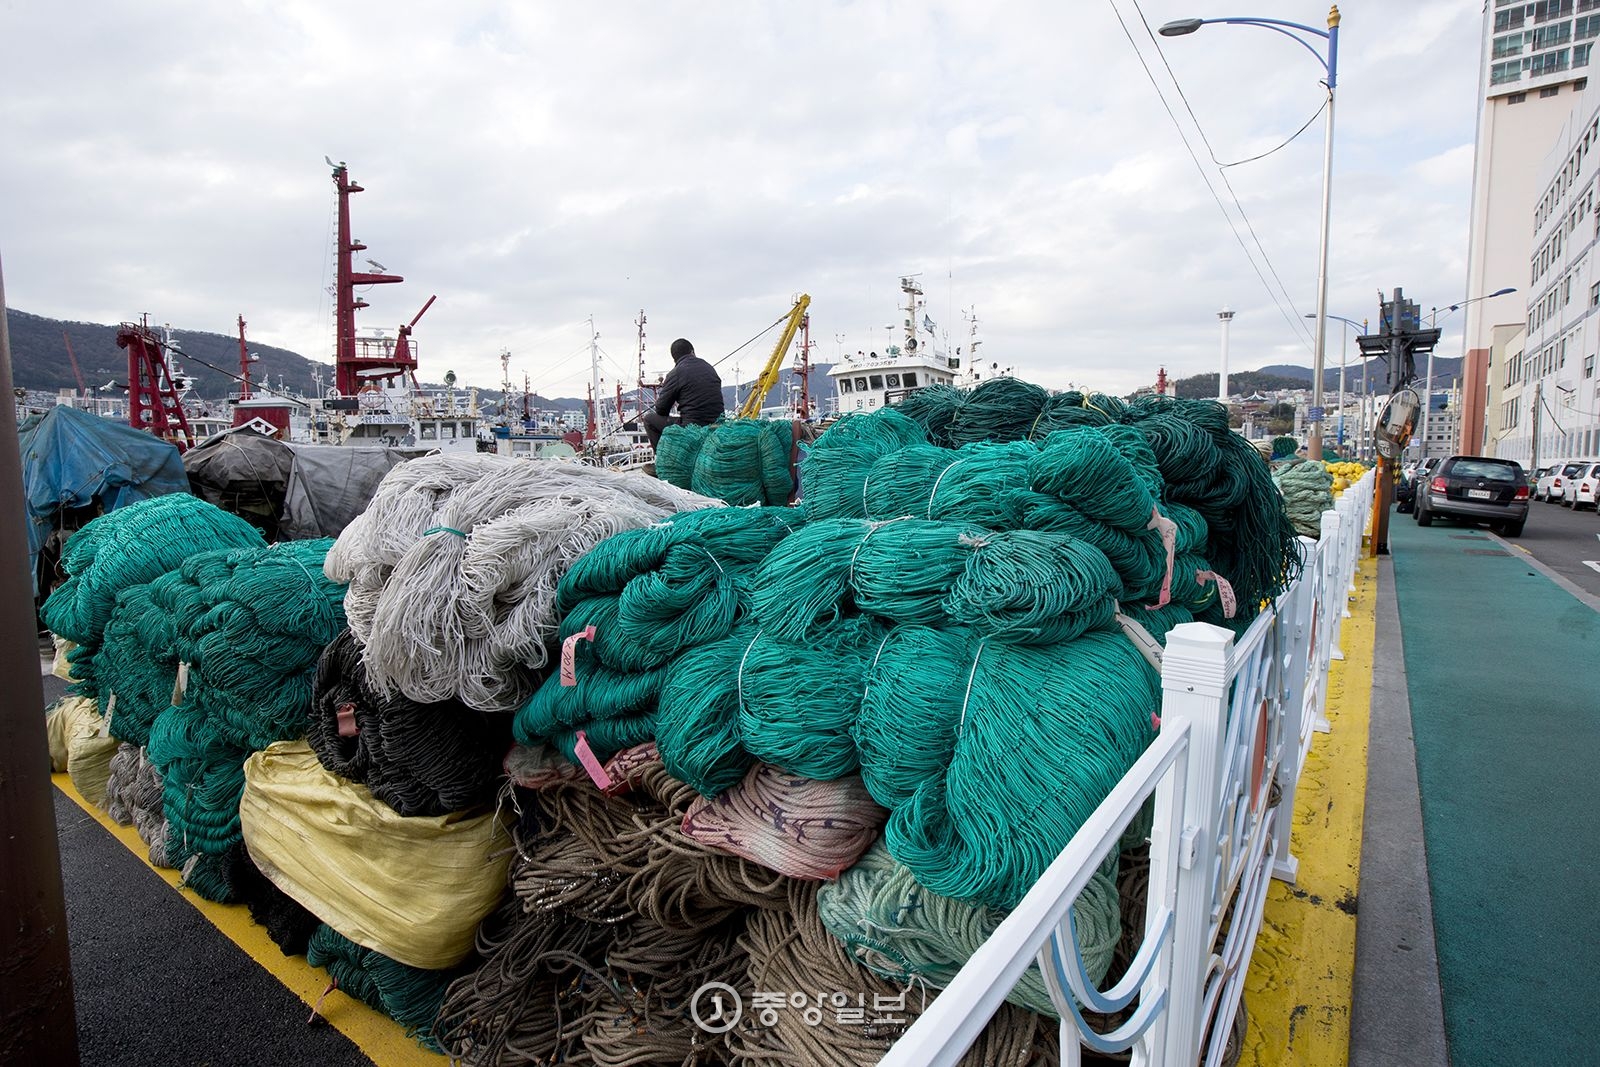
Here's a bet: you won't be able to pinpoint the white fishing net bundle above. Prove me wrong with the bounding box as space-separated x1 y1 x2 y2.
326 455 717 712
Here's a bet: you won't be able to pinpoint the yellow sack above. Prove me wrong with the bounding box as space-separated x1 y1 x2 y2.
46 701 70 772
59 695 119 807
51 635 78 681
240 741 510 970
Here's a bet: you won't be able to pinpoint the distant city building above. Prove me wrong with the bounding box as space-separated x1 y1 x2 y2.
1492 72 1600 466
1461 1 1592 455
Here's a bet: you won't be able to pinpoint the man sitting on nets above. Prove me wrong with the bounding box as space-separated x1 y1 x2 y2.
643 338 725 449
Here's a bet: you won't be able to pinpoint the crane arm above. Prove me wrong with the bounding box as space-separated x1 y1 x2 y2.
738 294 810 420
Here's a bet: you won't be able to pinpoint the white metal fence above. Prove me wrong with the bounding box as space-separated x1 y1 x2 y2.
880 469 1375 1067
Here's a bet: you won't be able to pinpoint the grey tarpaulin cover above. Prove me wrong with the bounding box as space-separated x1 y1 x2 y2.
183 429 408 540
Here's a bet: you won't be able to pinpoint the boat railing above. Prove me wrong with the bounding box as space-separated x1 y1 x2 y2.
879 469 1375 1067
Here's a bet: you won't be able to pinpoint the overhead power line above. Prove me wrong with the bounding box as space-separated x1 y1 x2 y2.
1106 0 1318 355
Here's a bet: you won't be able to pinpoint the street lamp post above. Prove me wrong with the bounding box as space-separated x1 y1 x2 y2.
1421 287 1515 462
1163 6 1341 461
1307 311 1366 455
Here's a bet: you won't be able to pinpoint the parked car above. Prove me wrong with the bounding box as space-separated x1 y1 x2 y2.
1567 460 1600 510
1536 460 1583 502
1394 468 1416 513
1414 455 1529 536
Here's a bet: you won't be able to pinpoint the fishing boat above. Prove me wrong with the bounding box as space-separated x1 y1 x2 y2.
825 275 1012 416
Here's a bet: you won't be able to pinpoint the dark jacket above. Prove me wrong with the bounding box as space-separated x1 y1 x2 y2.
655 354 725 424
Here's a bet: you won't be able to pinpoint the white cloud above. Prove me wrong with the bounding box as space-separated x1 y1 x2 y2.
0 0 1486 397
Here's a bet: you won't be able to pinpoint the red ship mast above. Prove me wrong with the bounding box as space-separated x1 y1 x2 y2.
330 162 418 397
122 315 194 452
237 315 254 400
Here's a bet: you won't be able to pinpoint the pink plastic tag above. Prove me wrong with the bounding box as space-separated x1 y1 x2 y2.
1148 506 1177 608
1197 569 1238 618
560 625 597 687
335 702 359 738
573 730 614 791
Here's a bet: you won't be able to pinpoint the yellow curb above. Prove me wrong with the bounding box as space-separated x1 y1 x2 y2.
54 773 445 1066
1237 555 1378 1066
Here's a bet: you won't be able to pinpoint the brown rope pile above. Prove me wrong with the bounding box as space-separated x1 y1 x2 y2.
729 881 1059 1067
435 746 789 1065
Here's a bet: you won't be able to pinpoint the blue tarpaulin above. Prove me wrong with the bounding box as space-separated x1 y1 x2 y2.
20 405 189 597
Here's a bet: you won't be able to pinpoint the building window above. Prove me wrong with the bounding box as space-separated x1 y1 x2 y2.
1530 48 1572 76
1590 280 1599 307
1534 21 1573 49
1581 14 1600 37
1534 0 1576 24
1585 353 1596 377
1495 62 1525 86
1495 32 1527 57
1542 85 1564 97
1496 7 1527 31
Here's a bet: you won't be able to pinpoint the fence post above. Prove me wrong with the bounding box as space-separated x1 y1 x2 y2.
1155 622 1234 1066
1322 511 1344 662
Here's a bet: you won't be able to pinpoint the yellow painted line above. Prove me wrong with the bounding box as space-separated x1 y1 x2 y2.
53 773 445 1067
1238 556 1378 1066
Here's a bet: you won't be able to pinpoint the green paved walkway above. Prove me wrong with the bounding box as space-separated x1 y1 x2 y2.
1388 517 1600 1067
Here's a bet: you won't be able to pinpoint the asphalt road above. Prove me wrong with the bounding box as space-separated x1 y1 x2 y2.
1513 496 1600 599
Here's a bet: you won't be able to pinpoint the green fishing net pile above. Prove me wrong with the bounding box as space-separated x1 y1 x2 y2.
514 506 805 761
1273 458 1336 539
655 418 796 505
306 925 456 1049
76 536 350 902
41 494 266 692
805 386 1302 619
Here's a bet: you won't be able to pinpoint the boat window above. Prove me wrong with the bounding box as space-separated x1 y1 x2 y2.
443 422 457 438
841 379 854 393
855 377 868 391
420 423 437 440
886 373 900 387
903 372 918 387
460 423 472 437
513 440 532 453
869 375 884 389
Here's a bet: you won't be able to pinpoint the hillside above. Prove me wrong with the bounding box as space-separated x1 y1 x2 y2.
1255 356 1459 392
7 309 330 399
9 308 838 414
1171 370 1313 400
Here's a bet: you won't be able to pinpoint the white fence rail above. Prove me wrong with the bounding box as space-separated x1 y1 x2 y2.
880 469 1374 1067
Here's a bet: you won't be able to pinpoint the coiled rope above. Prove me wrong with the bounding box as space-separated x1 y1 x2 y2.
310 629 511 816
325 455 717 712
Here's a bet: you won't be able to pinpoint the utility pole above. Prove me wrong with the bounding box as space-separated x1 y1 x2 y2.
1531 380 1541 474
0 254 81 1066
1357 288 1439 555
1217 307 1234 403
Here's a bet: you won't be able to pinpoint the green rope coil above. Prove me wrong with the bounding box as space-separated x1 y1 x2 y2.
1273 458 1336 539
514 660 668 762
891 383 967 447
817 840 1122 1017
653 422 712 487
856 626 1160 910
798 409 927 520
748 518 1123 645
865 441 1034 529
655 628 760 797
734 617 888 781
686 418 795 506
945 378 1051 446
41 494 266 687
307 925 454 1049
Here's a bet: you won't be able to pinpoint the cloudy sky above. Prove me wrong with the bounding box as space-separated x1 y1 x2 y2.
1 1 1481 399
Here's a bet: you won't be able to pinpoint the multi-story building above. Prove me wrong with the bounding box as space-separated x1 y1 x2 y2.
1461 1 1594 454
1494 78 1600 466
